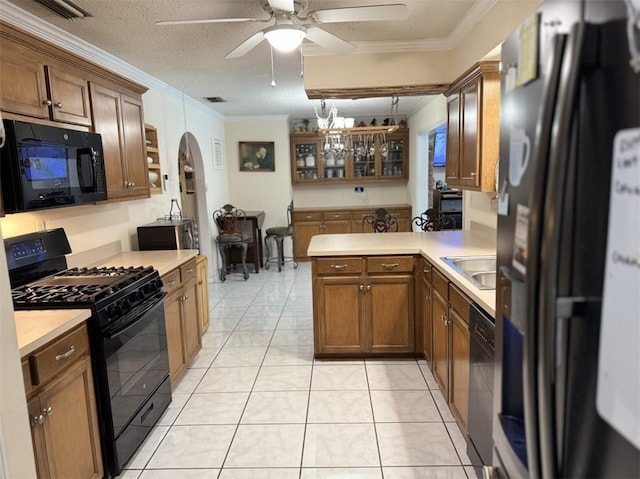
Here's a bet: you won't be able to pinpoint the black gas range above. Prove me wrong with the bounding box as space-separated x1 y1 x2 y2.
7 229 171 478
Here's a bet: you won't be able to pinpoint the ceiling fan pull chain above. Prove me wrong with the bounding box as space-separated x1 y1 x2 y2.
270 46 277 87
299 44 304 78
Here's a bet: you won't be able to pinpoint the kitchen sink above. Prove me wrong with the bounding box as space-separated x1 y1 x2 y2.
441 255 497 290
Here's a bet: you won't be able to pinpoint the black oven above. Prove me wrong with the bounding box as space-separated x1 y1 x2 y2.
6 228 171 478
0 120 107 213
92 290 171 474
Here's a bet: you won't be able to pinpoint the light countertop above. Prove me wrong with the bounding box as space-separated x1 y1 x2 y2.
308 231 497 317
15 249 199 357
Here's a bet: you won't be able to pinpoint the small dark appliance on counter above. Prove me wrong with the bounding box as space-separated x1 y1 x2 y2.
6 228 171 477
433 189 463 229
0 120 107 213
137 217 198 250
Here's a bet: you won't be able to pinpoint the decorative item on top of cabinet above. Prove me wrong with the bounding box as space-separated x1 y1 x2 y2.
313 255 415 356
445 61 500 192
290 128 409 184
145 124 163 194
23 323 103 479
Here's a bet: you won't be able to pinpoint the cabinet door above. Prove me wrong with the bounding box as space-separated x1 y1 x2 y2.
323 218 351 235
432 289 449 397
315 276 364 354
449 307 470 434
0 45 49 118
460 79 480 187
367 275 414 353
423 279 433 364
196 256 210 333
27 396 49 479
90 83 127 199
165 289 186 386
182 279 202 364
445 94 461 185
291 137 322 183
294 220 322 260
39 356 103 479
379 131 408 179
120 93 150 198
46 66 92 126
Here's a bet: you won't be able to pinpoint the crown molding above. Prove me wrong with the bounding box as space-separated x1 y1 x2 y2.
447 0 499 47
225 115 291 123
0 0 225 121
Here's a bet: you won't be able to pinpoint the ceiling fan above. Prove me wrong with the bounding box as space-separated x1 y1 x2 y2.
157 0 409 59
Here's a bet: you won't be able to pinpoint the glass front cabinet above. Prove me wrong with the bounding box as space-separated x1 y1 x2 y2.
290 129 409 185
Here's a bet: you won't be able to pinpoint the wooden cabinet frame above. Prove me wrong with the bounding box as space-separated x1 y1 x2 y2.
290 129 409 184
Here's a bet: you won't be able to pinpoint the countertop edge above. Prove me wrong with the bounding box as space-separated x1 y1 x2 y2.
16 309 92 357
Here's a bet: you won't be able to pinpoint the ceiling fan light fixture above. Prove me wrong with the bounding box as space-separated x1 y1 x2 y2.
264 25 306 52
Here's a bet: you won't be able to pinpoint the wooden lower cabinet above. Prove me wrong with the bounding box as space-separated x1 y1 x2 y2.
294 205 412 261
316 275 364 354
450 306 470 434
432 288 449 394
162 258 202 387
24 324 102 479
415 258 432 362
196 255 210 333
313 255 414 356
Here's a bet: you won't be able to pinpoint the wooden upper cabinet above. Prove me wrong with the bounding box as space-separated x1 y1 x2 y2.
445 94 461 185
0 37 91 126
90 82 149 200
445 61 500 192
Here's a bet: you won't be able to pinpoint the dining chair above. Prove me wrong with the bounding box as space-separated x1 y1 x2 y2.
264 200 298 272
213 204 250 281
362 207 399 233
412 208 456 232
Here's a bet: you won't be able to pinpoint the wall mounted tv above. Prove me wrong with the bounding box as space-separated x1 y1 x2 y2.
433 131 446 167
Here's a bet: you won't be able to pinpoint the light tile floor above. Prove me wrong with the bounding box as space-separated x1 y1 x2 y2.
121 262 476 479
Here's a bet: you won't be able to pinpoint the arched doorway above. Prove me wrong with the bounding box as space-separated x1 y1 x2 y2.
178 132 212 277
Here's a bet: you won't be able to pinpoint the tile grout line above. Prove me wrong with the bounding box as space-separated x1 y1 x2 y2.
364 361 386 477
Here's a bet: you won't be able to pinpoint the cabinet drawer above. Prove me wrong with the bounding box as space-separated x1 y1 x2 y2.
417 257 432 280
316 257 363 275
162 268 181 294
22 359 32 395
367 256 414 273
294 212 322 222
432 268 449 300
28 323 89 386
449 283 471 324
323 211 351 221
180 259 197 283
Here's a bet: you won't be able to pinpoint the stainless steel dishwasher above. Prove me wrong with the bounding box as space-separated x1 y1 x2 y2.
467 303 495 478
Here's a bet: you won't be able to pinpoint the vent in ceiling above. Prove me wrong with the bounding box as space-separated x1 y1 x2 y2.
206 97 226 103
34 0 92 19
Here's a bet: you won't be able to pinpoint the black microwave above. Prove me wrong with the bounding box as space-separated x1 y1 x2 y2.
0 120 107 213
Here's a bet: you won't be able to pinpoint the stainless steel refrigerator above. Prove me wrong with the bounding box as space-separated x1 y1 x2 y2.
493 0 640 477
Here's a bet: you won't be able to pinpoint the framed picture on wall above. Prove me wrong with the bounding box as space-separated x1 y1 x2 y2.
239 141 275 172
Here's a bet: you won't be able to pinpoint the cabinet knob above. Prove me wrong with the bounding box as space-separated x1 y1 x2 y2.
54 102 62 109
423 268 429 273
130 181 135 187
32 414 45 427
331 264 347 270
359 284 364 291
42 99 52 107
381 263 399 270
167 280 176 287
366 284 371 291
470 172 476 177
43 406 53 416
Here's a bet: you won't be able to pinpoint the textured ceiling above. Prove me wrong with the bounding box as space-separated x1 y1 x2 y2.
6 0 484 119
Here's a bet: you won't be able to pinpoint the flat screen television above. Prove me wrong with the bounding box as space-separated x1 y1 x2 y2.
433 131 446 167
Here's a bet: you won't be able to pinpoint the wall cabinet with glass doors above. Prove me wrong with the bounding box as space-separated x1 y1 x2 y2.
290 128 409 184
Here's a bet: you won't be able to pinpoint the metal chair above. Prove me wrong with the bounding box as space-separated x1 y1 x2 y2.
264 201 298 272
412 208 457 232
213 204 250 281
362 207 399 233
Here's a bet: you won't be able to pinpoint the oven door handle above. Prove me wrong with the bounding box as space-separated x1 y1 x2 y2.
102 291 167 339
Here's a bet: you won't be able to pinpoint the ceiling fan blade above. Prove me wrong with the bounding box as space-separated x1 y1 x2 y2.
225 31 266 58
156 17 262 26
267 0 294 13
310 4 409 23
305 26 356 55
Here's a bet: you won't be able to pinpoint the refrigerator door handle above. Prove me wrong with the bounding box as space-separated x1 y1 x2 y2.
538 22 587 479
522 32 568 479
